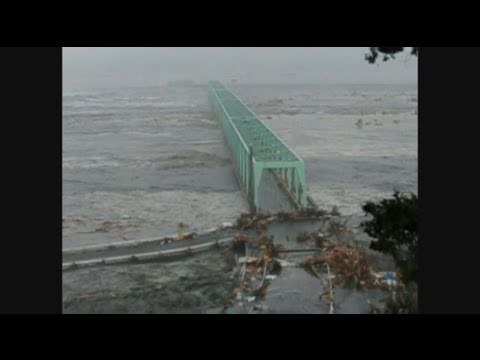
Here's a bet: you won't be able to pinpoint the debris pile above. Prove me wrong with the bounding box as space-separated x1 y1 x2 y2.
233 207 340 232
326 218 352 239
301 240 374 288
163 215 408 313
235 213 271 231
323 242 374 288
229 232 249 254
296 230 328 248
227 232 285 310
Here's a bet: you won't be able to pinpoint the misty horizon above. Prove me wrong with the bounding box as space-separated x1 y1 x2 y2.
63 47 418 90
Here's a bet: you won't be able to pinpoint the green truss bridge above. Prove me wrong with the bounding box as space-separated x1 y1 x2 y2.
208 81 310 213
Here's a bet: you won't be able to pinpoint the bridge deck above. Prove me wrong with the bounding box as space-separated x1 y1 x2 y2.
208 81 308 213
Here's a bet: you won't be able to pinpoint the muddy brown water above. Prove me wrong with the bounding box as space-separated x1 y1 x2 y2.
63 83 416 313
63 83 416 249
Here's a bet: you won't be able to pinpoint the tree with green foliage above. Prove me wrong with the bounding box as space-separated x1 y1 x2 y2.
365 47 418 64
361 191 418 284
361 192 418 313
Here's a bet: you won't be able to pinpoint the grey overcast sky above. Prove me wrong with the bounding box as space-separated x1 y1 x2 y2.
63 47 418 89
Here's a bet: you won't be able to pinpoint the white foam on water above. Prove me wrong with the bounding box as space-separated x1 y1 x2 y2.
62 156 123 169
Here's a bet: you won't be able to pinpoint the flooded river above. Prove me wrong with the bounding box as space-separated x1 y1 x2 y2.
63 82 417 314
63 82 417 249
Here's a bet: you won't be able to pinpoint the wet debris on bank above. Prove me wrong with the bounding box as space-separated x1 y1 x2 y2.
228 216 357 312
176 231 198 241
297 231 402 290
301 240 375 289
224 220 406 313
226 210 371 312
296 230 328 248
235 213 271 231
225 232 286 312
65 210 407 313
228 232 249 254
94 220 136 233
233 207 341 232
176 222 197 240
326 217 353 239
295 229 407 313
158 236 176 245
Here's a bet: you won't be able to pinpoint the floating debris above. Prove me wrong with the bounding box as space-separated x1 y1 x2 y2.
160 237 175 245
235 213 270 231
176 222 192 240
178 222 189 230
220 222 233 229
356 119 364 129
176 231 197 241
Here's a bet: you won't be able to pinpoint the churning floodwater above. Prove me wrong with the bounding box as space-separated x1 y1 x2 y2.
62 83 417 249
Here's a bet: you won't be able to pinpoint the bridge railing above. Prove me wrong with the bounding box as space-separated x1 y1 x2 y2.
208 81 308 212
